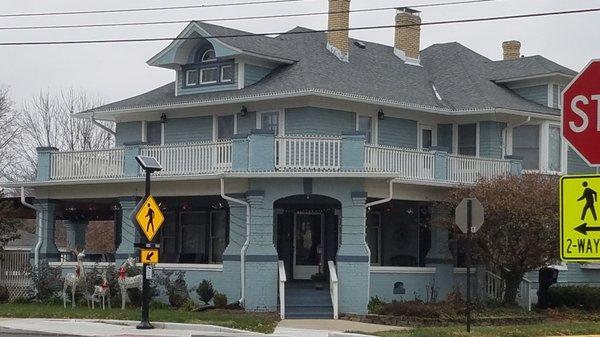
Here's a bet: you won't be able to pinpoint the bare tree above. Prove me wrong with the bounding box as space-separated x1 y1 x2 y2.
0 87 19 181
12 89 113 180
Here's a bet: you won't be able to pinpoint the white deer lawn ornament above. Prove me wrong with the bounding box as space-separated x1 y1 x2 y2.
91 270 111 310
118 257 142 310
63 250 90 308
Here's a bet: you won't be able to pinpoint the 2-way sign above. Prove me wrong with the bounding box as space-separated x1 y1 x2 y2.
562 59 600 166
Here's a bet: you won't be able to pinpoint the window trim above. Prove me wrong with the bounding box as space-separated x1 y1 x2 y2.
201 49 217 63
200 67 219 85
220 65 234 83
185 69 198 86
257 110 284 136
418 124 437 150
355 112 378 145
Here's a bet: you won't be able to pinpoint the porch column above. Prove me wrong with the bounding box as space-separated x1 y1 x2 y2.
33 199 61 262
221 196 247 302
244 190 278 311
115 197 139 263
65 220 88 253
336 191 369 315
426 206 454 301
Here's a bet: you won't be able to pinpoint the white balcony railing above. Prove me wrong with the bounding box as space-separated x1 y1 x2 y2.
140 140 232 176
275 135 341 171
50 148 125 180
365 144 436 180
447 154 512 184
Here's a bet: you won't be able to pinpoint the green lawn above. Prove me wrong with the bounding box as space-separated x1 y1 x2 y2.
367 322 600 337
0 303 279 334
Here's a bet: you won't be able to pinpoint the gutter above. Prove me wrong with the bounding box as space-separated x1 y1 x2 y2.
91 113 116 136
20 187 40 267
219 178 250 307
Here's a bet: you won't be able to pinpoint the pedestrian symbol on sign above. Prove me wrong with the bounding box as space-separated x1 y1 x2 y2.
578 182 597 221
134 195 164 242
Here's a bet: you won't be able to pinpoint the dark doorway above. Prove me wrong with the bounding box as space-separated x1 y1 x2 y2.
274 195 340 281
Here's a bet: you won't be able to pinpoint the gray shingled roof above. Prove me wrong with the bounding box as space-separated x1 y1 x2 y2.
86 23 573 116
489 55 578 81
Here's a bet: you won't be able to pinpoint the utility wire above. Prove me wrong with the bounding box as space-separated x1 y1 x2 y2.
0 7 597 46
0 0 505 31
0 0 316 18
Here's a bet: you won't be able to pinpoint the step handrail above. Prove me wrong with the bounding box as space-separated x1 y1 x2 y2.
278 260 286 319
328 260 339 319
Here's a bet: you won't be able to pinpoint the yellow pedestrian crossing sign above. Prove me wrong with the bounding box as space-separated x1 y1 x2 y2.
134 195 164 242
140 248 159 264
561 175 600 261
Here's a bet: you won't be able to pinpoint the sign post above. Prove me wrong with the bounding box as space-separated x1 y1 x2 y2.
133 156 163 330
455 198 484 333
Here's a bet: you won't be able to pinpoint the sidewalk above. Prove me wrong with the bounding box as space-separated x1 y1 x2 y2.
275 319 407 337
0 318 263 337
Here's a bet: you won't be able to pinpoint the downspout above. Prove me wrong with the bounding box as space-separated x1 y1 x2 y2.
220 178 250 306
20 187 40 267
91 113 116 136
364 179 394 307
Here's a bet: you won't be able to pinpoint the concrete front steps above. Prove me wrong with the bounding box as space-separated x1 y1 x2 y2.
283 281 334 319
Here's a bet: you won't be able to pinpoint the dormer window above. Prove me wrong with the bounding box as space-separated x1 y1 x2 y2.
183 47 235 89
201 49 217 62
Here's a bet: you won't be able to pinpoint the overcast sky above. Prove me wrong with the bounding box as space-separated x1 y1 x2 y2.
1 0 599 108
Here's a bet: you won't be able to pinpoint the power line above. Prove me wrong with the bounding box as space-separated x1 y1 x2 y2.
0 0 505 31
0 7 597 46
0 0 316 18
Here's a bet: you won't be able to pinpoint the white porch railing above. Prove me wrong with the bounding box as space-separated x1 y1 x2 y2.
447 155 512 184
275 135 341 171
328 260 339 320
50 148 125 180
485 270 533 311
140 140 232 176
0 251 32 300
278 260 287 319
365 144 435 180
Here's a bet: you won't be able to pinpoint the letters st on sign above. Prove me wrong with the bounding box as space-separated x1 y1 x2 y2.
133 195 165 242
561 175 600 261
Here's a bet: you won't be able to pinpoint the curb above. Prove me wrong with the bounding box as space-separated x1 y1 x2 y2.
329 333 375 337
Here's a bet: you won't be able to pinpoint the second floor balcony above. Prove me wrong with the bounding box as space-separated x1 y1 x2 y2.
36 130 522 185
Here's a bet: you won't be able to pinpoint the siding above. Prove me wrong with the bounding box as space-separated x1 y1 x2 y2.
513 85 549 106
378 117 418 148
237 111 256 135
285 107 354 135
479 121 505 159
437 124 453 152
163 116 213 144
244 64 272 87
525 264 600 290
568 148 596 174
115 122 142 145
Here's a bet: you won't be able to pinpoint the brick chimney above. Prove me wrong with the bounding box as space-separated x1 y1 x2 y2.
327 0 350 62
394 7 421 64
502 40 521 60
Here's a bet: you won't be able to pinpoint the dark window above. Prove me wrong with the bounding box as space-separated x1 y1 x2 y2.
201 67 219 84
358 116 372 144
217 115 235 140
146 121 162 145
458 123 477 156
422 129 433 150
366 213 381 265
221 65 234 82
261 111 279 135
201 49 217 62
513 125 540 170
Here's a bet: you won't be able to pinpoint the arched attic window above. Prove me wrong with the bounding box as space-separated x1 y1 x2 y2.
184 47 235 88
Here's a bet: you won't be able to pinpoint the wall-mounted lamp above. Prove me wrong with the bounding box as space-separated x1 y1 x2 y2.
160 113 167 123
378 109 385 120
240 105 248 117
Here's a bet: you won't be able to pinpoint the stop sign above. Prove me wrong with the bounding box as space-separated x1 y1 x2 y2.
562 59 600 166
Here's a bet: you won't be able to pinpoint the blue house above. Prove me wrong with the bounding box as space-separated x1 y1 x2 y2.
8 1 600 318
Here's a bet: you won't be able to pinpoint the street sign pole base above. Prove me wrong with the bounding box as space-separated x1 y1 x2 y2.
136 321 154 330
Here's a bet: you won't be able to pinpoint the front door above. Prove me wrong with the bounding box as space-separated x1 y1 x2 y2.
293 212 323 280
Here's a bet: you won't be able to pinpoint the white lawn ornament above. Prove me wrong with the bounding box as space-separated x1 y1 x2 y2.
63 250 90 308
118 257 142 309
91 270 111 310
